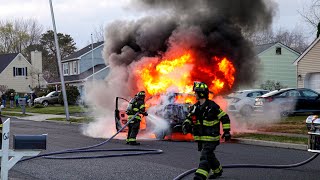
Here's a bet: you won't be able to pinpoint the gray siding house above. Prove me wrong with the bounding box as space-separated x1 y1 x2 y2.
48 41 110 97
254 42 300 88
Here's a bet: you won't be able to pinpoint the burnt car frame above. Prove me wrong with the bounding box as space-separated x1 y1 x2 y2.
114 93 195 140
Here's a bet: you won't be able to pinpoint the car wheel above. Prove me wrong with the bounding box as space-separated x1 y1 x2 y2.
240 105 253 117
280 111 290 117
155 131 166 140
42 101 49 107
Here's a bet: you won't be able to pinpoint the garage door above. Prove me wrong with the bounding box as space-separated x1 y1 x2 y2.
307 73 320 93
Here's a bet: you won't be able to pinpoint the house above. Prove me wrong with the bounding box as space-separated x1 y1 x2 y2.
293 36 320 92
254 42 300 88
0 51 45 93
47 41 110 97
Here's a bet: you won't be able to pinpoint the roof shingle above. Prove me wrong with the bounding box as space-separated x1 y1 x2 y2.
62 41 104 61
0 53 19 73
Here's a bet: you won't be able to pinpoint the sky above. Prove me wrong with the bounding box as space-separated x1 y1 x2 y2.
0 0 310 49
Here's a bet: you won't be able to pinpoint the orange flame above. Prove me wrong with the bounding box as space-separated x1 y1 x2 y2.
135 51 235 97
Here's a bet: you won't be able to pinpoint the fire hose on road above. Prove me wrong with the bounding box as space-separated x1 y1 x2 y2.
173 153 319 180
19 112 163 162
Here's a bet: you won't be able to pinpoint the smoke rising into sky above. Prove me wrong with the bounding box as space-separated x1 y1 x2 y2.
84 0 278 138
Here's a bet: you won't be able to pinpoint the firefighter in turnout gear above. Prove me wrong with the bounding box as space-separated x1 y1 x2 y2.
182 82 231 180
126 91 148 145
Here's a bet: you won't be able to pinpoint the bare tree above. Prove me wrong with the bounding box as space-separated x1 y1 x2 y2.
0 85 8 94
92 24 104 42
298 0 320 36
0 18 43 54
248 27 309 53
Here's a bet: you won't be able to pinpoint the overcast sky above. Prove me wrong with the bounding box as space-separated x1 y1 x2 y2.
0 0 310 49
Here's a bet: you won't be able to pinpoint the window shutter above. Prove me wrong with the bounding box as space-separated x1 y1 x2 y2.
25 67 28 76
13 67 16 76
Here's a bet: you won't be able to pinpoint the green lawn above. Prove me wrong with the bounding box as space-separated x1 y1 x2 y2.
2 105 87 115
234 133 308 145
258 116 308 134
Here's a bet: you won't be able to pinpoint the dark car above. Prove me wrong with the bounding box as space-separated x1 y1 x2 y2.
254 88 320 117
114 93 195 139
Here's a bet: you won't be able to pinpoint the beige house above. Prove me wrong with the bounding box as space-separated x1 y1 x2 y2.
0 51 46 93
293 37 320 92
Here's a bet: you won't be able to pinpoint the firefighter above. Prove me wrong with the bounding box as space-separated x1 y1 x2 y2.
126 91 148 145
182 82 231 180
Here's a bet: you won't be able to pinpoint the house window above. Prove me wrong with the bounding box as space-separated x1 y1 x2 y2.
63 63 69 75
73 61 78 74
13 67 27 76
276 47 281 55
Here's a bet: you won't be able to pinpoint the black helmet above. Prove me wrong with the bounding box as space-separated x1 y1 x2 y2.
193 81 209 99
136 91 146 99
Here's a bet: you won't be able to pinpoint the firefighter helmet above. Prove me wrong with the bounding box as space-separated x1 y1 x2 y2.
193 81 209 99
136 91 146 99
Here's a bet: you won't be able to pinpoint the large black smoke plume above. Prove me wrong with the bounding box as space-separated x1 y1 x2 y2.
83 0 278 138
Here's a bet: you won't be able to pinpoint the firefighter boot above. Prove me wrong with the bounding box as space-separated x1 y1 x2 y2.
208 169 223 179
129 141 140 145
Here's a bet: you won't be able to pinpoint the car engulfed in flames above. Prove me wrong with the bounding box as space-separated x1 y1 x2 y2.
114 51 236 140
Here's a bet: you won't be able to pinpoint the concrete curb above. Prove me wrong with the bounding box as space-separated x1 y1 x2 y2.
234 138 308 150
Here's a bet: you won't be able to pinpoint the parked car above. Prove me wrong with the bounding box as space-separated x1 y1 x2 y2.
254 88 320 117
227 89 269 117
34 91 60 107
114 93 195 140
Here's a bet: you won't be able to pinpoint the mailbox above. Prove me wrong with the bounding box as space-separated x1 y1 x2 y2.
13 134 47 150
18 98 27 106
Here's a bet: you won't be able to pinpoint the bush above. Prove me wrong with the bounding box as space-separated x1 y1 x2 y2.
58 85 80 105
260 80 287 91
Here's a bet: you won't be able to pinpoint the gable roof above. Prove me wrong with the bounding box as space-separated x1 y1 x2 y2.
255 42 276 54
254 42 300 56
293 36 320 65
0 53 19 73
47 64 108 83
62 41 104 61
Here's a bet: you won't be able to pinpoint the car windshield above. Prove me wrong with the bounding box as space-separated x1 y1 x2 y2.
46 92 56 97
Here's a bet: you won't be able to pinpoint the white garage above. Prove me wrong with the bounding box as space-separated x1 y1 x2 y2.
305 73 320 93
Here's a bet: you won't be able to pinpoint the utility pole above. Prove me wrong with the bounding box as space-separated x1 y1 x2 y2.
91 33 95 80
49 0 70 121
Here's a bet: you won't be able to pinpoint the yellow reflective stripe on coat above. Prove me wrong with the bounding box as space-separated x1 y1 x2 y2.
196 120 219 126
133 108 139 111
140 104 145 109
184 119 192 124
223 124 230 129
213 165 222 173
217 109 227 119
0 124 2 128
195 168 209 177
193 136 220 141
128 115 141 120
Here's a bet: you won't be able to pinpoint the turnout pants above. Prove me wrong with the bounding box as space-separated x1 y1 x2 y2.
126 119 140 143
195 141 222 180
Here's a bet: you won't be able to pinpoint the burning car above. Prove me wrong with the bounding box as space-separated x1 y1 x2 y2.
114 92 196 140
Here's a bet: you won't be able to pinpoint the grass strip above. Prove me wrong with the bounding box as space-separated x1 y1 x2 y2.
234 133 308 145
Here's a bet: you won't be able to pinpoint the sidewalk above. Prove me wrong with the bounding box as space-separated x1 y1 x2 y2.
2 111 80 122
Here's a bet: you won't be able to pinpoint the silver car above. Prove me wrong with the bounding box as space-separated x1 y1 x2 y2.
34 91 60 107
227 89 269 117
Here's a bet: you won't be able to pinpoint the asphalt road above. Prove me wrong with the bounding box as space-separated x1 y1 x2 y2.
4 117 320 180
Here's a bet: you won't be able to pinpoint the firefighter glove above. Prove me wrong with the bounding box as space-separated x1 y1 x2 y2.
142 112 148 116
182 122 192 134
222 131 231 141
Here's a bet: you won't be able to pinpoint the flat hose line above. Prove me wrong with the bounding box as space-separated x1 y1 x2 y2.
19 112 163 162
173 153 319 180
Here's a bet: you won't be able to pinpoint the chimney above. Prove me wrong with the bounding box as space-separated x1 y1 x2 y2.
31 51 42 73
